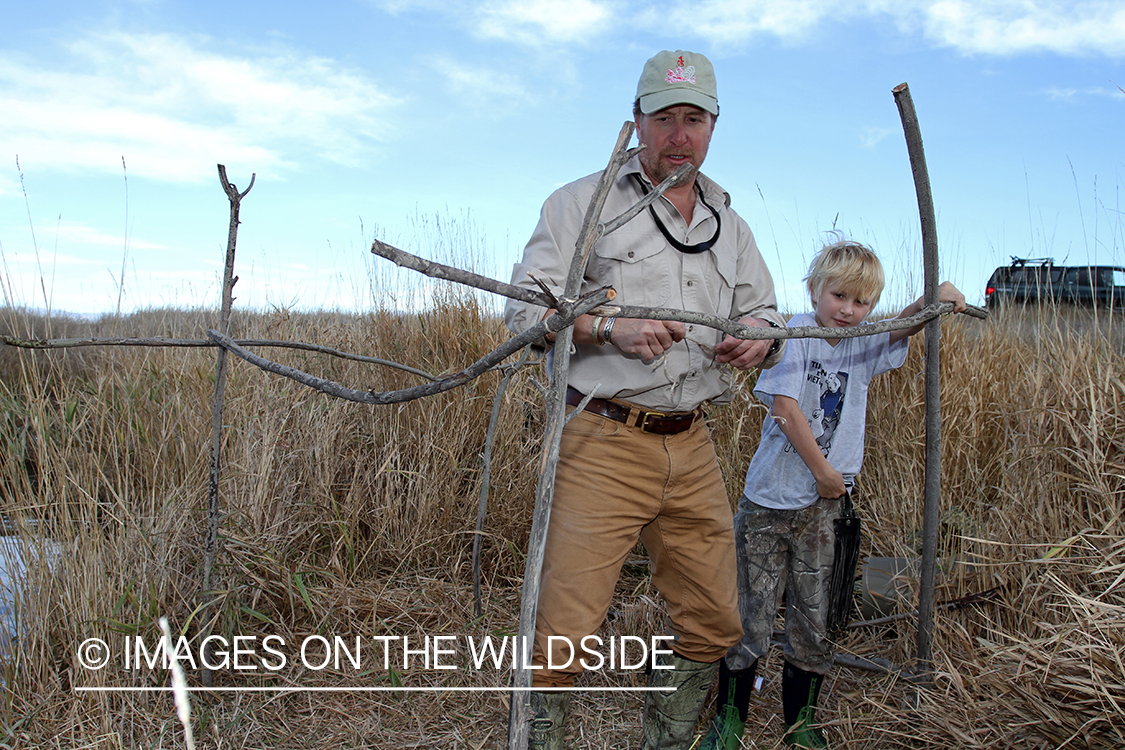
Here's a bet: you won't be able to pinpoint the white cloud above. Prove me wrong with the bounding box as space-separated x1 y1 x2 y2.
428 54 531 103
1043 84 1125 101
0 172 21 198
630 1 1125 57
367 0 615 45
476 0 614 44
917 0 1125 57
52 222 167 251
0 32 401 183
861 126 894 149
635 0 829 46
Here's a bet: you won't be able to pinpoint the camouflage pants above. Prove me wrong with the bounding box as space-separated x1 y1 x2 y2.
725 495 846 675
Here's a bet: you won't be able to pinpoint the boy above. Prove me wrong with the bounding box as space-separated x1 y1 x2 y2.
702 237 965 749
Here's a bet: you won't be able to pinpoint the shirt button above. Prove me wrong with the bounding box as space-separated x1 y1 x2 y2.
686 280 694 287
628 251 635 258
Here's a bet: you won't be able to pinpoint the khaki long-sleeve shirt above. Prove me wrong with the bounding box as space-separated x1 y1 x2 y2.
505 154 784 412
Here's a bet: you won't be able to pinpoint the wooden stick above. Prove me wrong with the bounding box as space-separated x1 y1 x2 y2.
371 239 556 308
473 346 540 617
201 165 254 687
0 299 985 363
508 121 636 750
207 289 612 405
893 82 941 680
0 336 439 381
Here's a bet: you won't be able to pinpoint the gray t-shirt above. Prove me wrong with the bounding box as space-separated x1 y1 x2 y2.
741 312 909 510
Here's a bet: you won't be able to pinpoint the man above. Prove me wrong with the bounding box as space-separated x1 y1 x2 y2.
504 49 784 749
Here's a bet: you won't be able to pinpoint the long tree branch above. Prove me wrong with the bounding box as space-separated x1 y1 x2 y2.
1 301 986 373
895 81 942 681
508 121 637 750
206 288 613 405
587 301 986 339
202 164 254 687
371 239 557 308
1 335 439 381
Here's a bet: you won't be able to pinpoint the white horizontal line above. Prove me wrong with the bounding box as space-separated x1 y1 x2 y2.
75 686 674 693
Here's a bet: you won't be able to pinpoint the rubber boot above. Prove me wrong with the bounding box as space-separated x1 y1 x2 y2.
528 691 570 750
781 662 828 749
639 652 718 749
699 658 757 749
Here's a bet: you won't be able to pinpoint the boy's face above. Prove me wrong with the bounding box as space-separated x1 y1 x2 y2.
814 281 873 329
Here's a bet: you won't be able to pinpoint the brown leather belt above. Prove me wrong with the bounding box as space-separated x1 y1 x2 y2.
565 386 699 435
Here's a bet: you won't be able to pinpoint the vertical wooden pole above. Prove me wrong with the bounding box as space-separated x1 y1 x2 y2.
507 122 636 750
892 83 940 677
201 165 254 687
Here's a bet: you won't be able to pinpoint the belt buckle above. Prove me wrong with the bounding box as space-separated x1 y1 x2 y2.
639 410 667 433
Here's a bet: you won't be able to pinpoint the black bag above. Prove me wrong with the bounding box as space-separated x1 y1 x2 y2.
827 492 862 634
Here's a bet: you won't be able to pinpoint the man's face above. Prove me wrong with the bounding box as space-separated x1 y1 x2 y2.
634 105 716 186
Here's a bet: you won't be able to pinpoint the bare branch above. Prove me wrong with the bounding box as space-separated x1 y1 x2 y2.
371 239 553 307
894 81 942 680
206 288 612 406
1 335 439 381
1 300 985 366
203 163 254 687
473 345 540 618
599 162 693 237
584 300 984 341
565 122 637 288
509 120 637 750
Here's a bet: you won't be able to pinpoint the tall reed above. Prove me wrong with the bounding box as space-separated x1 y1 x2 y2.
0 299 1120 748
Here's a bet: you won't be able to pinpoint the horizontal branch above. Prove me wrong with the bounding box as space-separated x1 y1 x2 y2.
371 239 556 308
206 288 613 405
599 162 693 237
584 301 986 341
2 300 986 373
1 335 438 381
369 232 987 343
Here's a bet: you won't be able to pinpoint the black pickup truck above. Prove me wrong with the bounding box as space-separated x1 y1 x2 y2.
985 257 1125 309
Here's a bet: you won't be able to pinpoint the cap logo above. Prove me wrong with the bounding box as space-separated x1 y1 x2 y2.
666 55 696 84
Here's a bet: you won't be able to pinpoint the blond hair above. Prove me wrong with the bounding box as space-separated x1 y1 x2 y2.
804 235 885 307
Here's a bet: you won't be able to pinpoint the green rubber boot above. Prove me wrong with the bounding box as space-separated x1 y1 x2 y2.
781 662 828 749
528 691 570 750
783 706 828 749
699 659 756 750
639 652 718 749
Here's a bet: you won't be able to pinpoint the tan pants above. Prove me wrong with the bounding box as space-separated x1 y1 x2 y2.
531 407 741 688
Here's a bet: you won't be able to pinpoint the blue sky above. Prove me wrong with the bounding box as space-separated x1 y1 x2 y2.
2 1 1123 315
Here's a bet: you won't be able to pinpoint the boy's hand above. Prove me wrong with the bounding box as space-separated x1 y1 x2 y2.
714 316 775 370
938 281 967 313
815 466 847 500
890 280 969 343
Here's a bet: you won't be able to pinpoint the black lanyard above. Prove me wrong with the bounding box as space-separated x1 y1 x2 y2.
632 173 721 255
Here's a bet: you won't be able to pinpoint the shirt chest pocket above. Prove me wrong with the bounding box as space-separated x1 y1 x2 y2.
590 229 673 307
693 250 737 316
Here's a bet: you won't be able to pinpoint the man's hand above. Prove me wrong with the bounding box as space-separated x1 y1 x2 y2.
713 316 776 370
610 318 686 363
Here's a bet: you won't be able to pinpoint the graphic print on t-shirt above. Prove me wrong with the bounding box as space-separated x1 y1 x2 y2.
804 359 849 457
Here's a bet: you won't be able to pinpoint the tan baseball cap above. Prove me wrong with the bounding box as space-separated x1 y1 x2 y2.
635 50 718 115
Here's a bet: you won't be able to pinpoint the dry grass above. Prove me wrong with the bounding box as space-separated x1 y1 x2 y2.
0 299 1122 749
